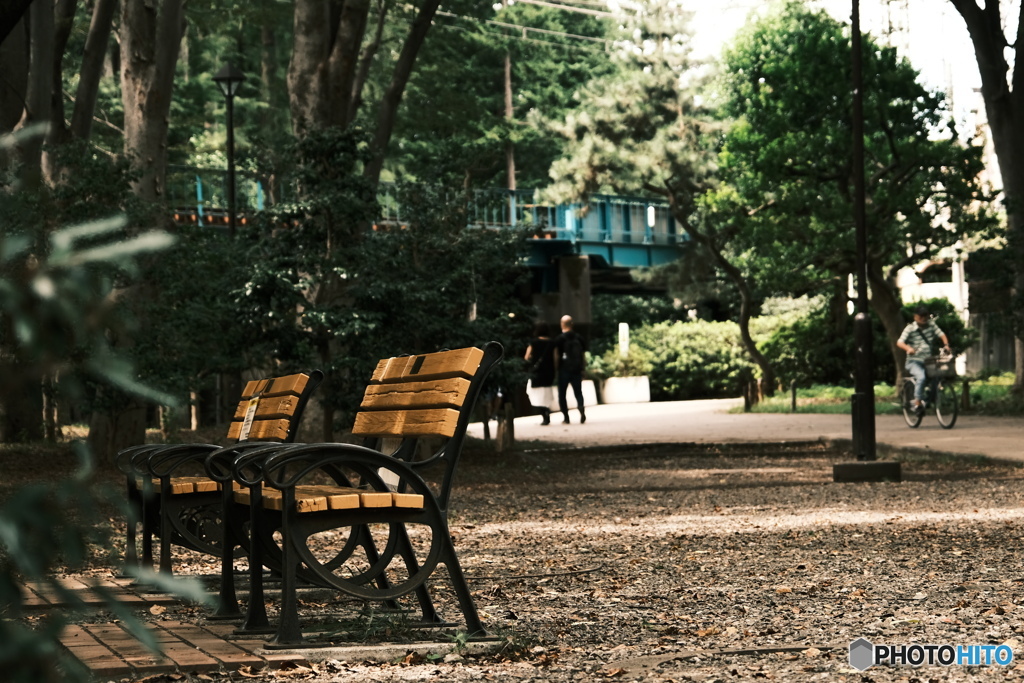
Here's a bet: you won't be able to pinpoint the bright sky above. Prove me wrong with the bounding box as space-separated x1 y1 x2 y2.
685 0 987 126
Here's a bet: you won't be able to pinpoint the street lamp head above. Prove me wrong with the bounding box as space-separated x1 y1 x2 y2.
213 62 245 98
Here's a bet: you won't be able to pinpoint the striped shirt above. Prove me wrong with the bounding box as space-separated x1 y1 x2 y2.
898 320 945 357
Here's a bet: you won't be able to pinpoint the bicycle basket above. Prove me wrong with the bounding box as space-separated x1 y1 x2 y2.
924 357 956 379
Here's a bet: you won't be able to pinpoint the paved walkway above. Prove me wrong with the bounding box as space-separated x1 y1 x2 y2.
468 398 1024 462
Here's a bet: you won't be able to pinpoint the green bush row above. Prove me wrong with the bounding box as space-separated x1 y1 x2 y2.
588 297 981 401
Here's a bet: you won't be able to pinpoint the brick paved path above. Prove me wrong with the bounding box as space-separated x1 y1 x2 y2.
22 577 308 678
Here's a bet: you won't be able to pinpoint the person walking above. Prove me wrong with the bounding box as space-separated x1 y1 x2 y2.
896 305 951 412
553 314 587 424
524 323 555 425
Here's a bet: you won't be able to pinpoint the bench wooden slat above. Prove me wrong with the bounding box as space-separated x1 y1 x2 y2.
231 395 301 421
351 408 461 438
233 485 423 513
359 378 471 411
155 478 197 495
227 418 292 442
370 347 484 384
392 492 424 508
241 373 310 400
152 477 240 495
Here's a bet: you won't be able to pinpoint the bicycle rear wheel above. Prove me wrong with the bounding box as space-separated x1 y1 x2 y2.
935 381 958 429
901 379 922 428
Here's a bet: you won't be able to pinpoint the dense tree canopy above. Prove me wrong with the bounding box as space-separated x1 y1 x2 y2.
546 1 994 386
713 2 994 381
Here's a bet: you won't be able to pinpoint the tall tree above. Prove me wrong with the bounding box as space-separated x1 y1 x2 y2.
393 3 614 188
285 0 442 183
120 0 186 203
88 0 187 461
544 3 765 384
716 3 994 383
947 0 1024 392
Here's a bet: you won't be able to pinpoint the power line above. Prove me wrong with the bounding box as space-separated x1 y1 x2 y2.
513 0 617 18
436 21 609 53
436 10 613 48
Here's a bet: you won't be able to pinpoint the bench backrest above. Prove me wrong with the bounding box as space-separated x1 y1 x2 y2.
352 346 485 439
350 343 502 506
227 371 324 443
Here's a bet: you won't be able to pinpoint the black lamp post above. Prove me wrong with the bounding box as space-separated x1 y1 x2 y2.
834 0 900 483
213 63 245 236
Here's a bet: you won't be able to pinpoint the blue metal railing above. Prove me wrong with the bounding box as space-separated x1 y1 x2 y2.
167 168 686 248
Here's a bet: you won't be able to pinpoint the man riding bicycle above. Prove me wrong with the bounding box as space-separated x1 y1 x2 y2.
896 305 951 413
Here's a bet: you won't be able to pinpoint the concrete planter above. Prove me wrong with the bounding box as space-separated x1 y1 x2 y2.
600 376 651 404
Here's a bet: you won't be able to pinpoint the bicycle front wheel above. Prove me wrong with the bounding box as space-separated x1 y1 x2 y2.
901 379 922 428
935 381 959 429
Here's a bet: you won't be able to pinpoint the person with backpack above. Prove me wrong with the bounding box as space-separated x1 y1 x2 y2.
553 314 587 424
897 305 951 412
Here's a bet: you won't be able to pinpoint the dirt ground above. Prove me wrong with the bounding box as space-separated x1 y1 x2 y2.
28 440 1024 681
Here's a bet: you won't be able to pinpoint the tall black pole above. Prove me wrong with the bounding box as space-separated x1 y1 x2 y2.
851 0 876 460
226 91 237 237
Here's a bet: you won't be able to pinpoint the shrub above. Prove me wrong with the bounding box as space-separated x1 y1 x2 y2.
632 320 756 399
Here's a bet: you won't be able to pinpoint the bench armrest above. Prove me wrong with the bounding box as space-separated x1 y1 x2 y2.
261 443 436 498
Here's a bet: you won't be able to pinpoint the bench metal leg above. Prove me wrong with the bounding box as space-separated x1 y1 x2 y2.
122 477 140 575
391 524 441 624
439 534 485 636
158 489 174 576
238 487 273 633
211 488 243 620
270 523 306 647
140 480 156 572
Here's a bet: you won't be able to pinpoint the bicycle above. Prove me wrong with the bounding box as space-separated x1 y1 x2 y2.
900 351 958 429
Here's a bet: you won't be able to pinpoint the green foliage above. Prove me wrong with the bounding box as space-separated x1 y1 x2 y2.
588 344 655 381
0 127 192 679
714 2 995 298
239 127 533 429
630 320 756 400
131 228 253 401
394 3 614 188
759 296 978 388
736 383 903 415
588 293 682 357
546 1 716 203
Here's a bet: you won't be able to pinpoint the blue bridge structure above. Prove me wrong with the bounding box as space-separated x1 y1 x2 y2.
169 167 688 307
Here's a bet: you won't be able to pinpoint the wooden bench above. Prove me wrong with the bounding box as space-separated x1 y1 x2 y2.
232 342 502 647
115 370 323 612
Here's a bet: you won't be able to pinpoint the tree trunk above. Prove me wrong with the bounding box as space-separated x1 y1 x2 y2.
120 0 186 202
948 0 1024 392
866 260 908 385
14 0 54 190
0 360 43 442
69 0 117 140
40 0 77 180
88 400 147 464
86 0 186 463
287 0 330 137
666 197 777 395
349 0 389 124
364 0 440 185
328 0 370 129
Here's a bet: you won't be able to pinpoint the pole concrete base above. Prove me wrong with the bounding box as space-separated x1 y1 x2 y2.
833 461 901 483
